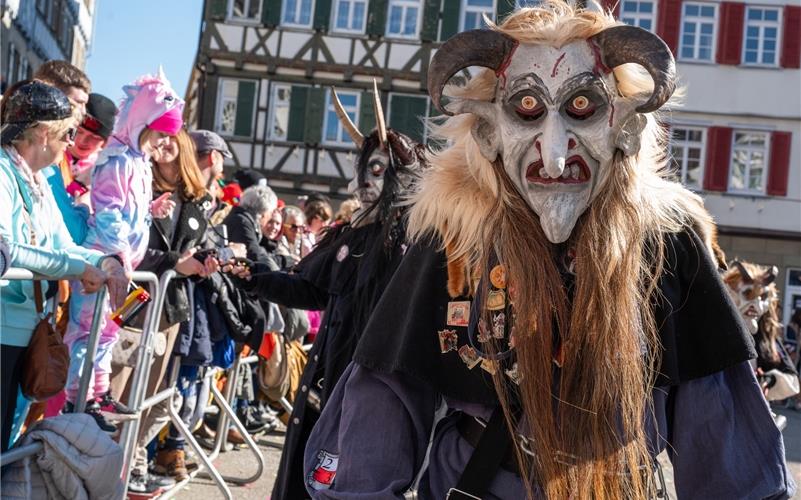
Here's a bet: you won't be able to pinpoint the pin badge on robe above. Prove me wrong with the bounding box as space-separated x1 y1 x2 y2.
491 312 506 339
486 290 506 311
446 301 470 327
458 345 481 369
489 264 507 289
438 329 458 353
188 217 200 231
477 318 491 343
480 358 497 375
336 244 349 262
505 362 522 385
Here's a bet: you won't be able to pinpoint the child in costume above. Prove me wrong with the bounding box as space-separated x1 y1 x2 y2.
303 3 795 498
63 71 184 432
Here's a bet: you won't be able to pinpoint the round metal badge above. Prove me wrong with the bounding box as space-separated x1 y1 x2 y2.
188 217 200 231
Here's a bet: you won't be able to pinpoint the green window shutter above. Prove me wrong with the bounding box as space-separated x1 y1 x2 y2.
389 95 427 143
234 80 257 137
209 0 228 20
496 0 514 24
314 0 332 31
440 0 460 40
304 88 326 144
286 86 308 142
200 75 219 130
420 0 441 41
263 0 282 26
359 91 376 134
366 0 388 37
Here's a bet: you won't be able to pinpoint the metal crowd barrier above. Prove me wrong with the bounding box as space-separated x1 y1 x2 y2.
0 268 155 467
117 270 265 499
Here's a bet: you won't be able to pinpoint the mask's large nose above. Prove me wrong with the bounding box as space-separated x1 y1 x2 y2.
540 115 569 179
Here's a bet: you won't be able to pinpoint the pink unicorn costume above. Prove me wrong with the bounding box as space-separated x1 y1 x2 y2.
64 73 184 405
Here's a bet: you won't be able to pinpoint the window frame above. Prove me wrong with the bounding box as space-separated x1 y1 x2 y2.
459 0 496 32
281 0 316 28
668 125 706 190
322 89 361 146
331 0 369 34
678 2 718 63
619 0 657 32
214 78 257 139
385 0 423 40
728 129 771 195
267 83 296 141
741 6 782 67
227 0 263 24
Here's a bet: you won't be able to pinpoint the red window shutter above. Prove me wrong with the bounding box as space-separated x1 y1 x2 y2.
716 2 745 65
781 6 801 68
656 0 683 54
767 131 792 196
703 127 733 192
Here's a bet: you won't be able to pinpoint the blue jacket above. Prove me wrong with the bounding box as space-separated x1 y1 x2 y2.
41 165 90 245
0 148 104 347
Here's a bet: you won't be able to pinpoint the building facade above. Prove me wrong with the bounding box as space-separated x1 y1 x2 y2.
187 0 801 329
1 0 97 91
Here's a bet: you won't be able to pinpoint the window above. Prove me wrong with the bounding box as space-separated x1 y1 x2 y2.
215 79 257 138
461 0 495 31
323 90 360 145
669 126 705 189
620 0 655 32
388 93 429 143
679 3 717 61
743 7 781 66
386 0 421 39
229 0 262 21
268 84 292 140
515 0 540 7
729 131 769 194
282 0 314 27
19 59 29 83
332 0 368 33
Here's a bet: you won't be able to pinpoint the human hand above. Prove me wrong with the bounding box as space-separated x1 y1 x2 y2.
175 248 205 276
202 255 219 276
151 192 176 219
100 257 130 309
80 264 107 294
222 261 251 280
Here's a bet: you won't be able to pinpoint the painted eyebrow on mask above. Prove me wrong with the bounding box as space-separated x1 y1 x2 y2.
554 73 611 104
505 73 554 105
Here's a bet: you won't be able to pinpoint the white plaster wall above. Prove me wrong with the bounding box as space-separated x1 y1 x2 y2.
323 36 352 64
216 24 244 52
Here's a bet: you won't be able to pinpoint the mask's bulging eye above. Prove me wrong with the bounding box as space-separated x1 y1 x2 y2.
369 161 385 177
512 92 545 121
565 94 597 120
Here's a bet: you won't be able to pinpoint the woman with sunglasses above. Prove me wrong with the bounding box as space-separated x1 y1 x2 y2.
0 81 128 451
277 205 308 266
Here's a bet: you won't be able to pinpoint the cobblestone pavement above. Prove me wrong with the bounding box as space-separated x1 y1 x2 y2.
176 405 801 499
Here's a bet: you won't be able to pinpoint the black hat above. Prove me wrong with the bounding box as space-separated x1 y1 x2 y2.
234 169 266 190
81 93 117 139
0 81 72 145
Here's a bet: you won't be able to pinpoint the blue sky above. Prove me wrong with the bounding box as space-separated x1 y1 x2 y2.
85 1 204 102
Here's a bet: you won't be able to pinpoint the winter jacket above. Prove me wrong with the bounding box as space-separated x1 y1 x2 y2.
0 413 125 500
136 191 212 326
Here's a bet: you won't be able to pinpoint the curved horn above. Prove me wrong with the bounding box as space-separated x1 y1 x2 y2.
590 25 676 113
765 266 778 285
427 29 518 116
330 87 364 148
373 79 387 147
732 261 754 284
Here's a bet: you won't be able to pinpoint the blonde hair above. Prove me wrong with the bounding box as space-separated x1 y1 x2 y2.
408 2 712 498
152 129 207 200
14 106 80 146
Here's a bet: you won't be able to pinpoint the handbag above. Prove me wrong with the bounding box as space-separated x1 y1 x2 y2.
17 191 70 401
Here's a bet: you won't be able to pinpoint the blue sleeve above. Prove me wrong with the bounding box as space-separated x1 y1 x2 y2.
42 165 89 245
304 363 439 499
669 362 797 499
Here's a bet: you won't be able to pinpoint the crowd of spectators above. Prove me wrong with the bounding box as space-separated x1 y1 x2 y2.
0 60 347 495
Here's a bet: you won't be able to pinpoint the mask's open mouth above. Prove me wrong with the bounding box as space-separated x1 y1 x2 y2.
525 156 590 185
744 305 760 318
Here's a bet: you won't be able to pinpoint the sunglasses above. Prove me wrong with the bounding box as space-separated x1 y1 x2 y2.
284 224 307 232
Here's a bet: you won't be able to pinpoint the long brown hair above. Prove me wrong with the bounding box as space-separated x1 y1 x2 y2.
152 129 206 200
407 2 713 498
